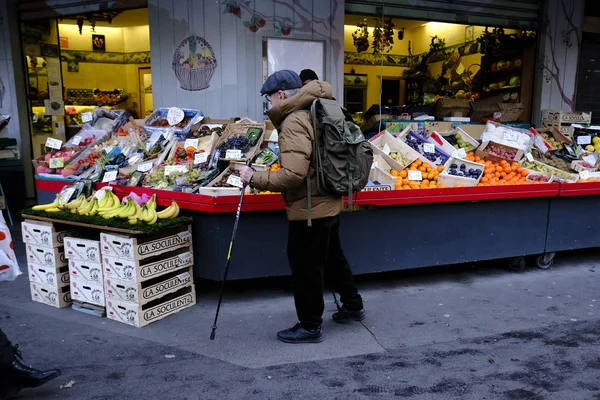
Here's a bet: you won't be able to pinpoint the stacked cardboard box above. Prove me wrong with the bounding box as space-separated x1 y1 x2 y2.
541 109 593 136
101 225 196 327
22 220 72 308
65 236 106 310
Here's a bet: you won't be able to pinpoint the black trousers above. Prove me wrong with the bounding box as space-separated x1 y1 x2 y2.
0 327 14 367
287 215 363 330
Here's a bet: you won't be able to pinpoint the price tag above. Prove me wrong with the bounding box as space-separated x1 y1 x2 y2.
59 187 76 203
423 143 435 153
102 170 118 182
382 143 391 155
137 162 154 172
525 153 534 162
71 135 82 146
503 131 518 141
49 157 64 168
167 107 185 126
579 170 591 180
164 165 188 176
452 148 467 159
577 135 591 145
45 137 62 150
583 154 597 166
227 174 244 188
81 112 93 123
184 138 199 150
225 149 242 159
194 152 208 164
372 161 379 169
408 170 422 181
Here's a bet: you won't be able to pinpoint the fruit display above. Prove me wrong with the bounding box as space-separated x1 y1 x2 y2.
521 160 578 182
254 148 278 166
445 162 482 180
443 133 477 152
530 151 571 172
483 143 518 160
31 192 180 226
479 160 538 186
149 116 192 129
390 160 448 189
403 132 450 166
539 131 564 150
212 168 242 188
215 136 250 159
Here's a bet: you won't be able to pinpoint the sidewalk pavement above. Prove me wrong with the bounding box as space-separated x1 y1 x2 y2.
1 221 600 398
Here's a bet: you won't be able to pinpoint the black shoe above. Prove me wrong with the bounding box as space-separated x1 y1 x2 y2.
332 306 366 323
277 323 323 344
11 358 61 389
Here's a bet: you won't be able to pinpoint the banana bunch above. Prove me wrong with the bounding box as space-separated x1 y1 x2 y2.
128 196 178 225
156 200 180 220
32 195 63 213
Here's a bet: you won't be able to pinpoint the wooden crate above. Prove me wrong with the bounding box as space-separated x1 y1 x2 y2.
369 129 419 171
542 109 592 125
214 118 265 162
476 140 524 163
435 98 471 120
520 159 579 182
437 157 484 188
198 161 267 196
363 166 395 191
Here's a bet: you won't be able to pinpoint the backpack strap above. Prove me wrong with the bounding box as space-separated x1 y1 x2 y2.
306 99 319 227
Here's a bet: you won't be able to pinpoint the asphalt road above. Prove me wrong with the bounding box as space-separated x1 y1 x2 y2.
2 221 600 399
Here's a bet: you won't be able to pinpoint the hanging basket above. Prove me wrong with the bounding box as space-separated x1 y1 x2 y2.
172 35 217 91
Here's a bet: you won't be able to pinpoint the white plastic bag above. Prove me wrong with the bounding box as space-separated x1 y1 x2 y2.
0 212 21 281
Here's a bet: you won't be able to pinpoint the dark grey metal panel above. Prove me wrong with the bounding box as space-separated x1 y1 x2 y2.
193 198 550 281
345 0 541 30
546 196 600 252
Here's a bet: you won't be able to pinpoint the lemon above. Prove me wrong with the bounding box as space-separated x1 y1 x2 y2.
586 145 595 152
593 137 600 145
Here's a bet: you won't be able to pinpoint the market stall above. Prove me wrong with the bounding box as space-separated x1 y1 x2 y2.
31 106 600 280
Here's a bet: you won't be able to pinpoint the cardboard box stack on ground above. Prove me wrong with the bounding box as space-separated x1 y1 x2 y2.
65 236 106 312
22 220 72 308
100 225 196 328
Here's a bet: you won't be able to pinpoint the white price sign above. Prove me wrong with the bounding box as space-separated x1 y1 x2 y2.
225 149 242 159
452 148 467 159
577 135 592 145
167 107 185 126
81 112 93 123
227 174 244 188
423 143 435 153
525 153 534 162
503 131 518 141
164 165 188 176
71 135 82 146
583 154 597 166
579 170 591 180
184 138 199 150
45 137 62 150
102 170 118 182
408 170 422 181
194 152 208 164
382 143 391 155
137 162 154 172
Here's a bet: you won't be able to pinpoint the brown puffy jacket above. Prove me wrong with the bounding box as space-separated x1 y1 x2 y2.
253 81 343 221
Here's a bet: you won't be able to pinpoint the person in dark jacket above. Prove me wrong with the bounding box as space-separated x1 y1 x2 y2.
299 69 355 123
0 327 61 397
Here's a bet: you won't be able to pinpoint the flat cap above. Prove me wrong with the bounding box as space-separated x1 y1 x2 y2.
260 69 303 95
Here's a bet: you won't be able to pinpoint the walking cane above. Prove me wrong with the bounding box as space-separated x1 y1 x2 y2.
210 163 250 340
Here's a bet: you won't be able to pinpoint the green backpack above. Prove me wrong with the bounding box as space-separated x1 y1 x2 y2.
307 99 373 225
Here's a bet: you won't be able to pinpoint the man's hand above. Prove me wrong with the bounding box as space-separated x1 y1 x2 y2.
239 166 254 184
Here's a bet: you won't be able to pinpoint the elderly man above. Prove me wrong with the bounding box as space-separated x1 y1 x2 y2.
240 70 365 344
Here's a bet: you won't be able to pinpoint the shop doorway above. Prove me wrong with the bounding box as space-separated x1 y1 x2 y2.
139 67 153 118
381 79 400 106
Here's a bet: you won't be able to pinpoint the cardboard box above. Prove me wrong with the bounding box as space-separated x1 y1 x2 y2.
101 226 192 262
21 220 73 248
26 244 67 267
103 249 193 283
69 259 103 284
70 280 105 306
64 237 101 263
28 263 70 286
106 286 196 328
363 166 395 192
105 267 193 305
30 282 71 308
437 157 484 188
542 109 592 125
369 129 418 171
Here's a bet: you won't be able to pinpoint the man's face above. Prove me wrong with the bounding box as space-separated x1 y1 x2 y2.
268 90 285 107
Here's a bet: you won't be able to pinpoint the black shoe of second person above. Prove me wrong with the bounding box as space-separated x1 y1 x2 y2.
11 359 61 389
277 323 323 344
332 306 366 323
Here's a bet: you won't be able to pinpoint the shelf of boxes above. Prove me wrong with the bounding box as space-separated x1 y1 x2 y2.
22 220 73 308
100 225 195 328
65 236 106 313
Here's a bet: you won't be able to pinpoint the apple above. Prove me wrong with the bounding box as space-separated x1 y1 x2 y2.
231 5 240 15
257 18 265 27
249 24 258 32
281 25 291 36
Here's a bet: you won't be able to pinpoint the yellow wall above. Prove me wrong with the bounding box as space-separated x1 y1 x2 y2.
58 23 150 115
344 65 408 108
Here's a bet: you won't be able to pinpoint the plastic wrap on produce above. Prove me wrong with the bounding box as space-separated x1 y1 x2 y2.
85 108 131 133
481 121 534 152
64 129 110 148
144 107 203 140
